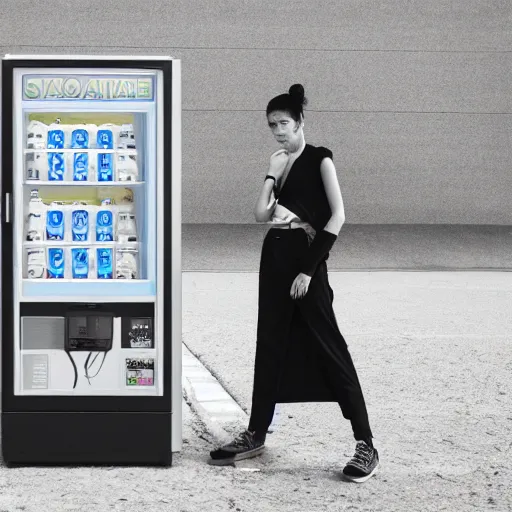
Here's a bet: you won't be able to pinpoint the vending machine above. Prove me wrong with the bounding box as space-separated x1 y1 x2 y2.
1 55 182 465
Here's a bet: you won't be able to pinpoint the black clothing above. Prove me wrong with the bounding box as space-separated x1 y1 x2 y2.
247 143 373 442
300 229 337 277
276 144 334 233
248 228 373 441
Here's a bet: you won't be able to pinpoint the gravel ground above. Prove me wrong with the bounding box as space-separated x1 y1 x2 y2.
2 396 509 512
0 271 510 512
181 271 512 511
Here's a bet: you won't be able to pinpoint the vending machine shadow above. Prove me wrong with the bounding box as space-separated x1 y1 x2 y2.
1 55 182 466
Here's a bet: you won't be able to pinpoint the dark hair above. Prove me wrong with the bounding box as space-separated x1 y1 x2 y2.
266 84 308 123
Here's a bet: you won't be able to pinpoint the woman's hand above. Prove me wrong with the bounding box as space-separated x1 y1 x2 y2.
290 272 312 299
268 149 289 181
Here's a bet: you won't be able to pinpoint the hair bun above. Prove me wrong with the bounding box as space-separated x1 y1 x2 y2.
289 84 308 107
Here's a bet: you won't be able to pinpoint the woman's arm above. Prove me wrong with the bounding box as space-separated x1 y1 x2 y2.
254 179 277 222
319 157 345 235
254 149 289 222
298 156 345 277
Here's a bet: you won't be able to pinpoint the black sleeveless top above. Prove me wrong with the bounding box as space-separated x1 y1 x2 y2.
274 143 334 232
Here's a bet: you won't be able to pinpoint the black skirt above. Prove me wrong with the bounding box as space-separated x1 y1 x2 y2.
248 227 372 440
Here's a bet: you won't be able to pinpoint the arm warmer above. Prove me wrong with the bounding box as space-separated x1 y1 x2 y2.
300 229 338 277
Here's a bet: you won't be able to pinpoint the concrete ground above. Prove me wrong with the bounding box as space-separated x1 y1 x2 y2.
1 225 511 511
182 270 512 512
2 271 510 512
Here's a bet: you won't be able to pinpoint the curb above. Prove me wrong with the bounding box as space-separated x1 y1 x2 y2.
181 343 281 444
182 343 248 444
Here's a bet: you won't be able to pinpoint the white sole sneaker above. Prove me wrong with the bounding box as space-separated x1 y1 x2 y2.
342 461 380 483
208 445 265 466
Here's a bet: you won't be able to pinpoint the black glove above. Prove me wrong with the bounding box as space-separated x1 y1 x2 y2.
300 230 337 277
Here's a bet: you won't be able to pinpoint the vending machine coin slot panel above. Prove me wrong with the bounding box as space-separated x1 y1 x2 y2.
65 311 114 388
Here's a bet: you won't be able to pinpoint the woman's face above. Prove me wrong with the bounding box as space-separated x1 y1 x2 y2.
267 110 302 150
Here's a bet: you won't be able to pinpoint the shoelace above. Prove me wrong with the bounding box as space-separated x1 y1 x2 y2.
232 430 253 448
350 442 373 466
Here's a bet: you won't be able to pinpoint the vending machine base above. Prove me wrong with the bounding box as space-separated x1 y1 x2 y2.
2 411 172 466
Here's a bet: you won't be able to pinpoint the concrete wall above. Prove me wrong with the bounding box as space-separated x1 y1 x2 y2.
1 0 510 224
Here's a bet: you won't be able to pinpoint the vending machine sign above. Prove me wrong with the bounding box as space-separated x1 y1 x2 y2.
23 75 154 101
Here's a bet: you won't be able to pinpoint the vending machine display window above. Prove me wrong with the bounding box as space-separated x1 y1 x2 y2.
20 110 153 294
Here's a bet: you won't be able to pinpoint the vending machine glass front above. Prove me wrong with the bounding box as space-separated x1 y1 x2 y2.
12 69 165 397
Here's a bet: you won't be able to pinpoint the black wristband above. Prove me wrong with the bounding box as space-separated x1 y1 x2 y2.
300 230 337 277
264 175 276 184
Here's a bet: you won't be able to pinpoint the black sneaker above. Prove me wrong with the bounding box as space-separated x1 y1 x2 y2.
208 430 265 466
342 441 380 483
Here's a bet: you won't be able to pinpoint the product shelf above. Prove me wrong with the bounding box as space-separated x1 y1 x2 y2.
24 241 139 247
22 279 156 300
23 181 145 186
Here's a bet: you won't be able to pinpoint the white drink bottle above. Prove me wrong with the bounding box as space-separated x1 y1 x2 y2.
116 154 139 182
26 120 48 150
27 247 47 279
116 248 138 279
117 124 136 150
117 212 137 243
26 189 46 241
26 152 46 180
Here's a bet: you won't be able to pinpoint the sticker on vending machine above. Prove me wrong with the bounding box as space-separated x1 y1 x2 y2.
125 358 155 386
23 353 49 390
121 318 154 348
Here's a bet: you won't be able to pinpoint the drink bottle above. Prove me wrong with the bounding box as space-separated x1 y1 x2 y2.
116 248 138 279
117 212 137 243
26 189 45 241
47 247 65 279
97 248 113 279
27 247 46 279
96 199 114 242
46 202 65 241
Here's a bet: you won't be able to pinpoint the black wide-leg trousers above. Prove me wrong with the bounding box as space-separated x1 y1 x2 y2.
248 227 373 441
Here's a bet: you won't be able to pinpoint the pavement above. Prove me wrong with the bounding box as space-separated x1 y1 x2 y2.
0 270 510 511
1 224 512 511
181 270 512 512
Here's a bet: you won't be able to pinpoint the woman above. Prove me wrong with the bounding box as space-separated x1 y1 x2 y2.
209 84 379 483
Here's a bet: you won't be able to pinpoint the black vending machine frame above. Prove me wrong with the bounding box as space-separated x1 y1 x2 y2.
1 57 174 466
